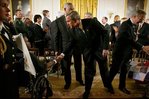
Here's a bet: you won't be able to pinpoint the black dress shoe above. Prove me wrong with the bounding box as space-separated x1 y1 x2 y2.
108 88 115 94
83 91 90 99
105 84 115 94
119 87 131 94
64 84 70 89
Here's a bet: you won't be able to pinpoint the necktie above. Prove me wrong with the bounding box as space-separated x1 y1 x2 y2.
137 24 142 34
136 24 142 41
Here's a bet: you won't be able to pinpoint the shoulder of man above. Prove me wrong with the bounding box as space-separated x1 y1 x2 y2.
56 15 65 21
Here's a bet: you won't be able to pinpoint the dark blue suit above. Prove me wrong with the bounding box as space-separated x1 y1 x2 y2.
81 19 109 94
137 22 149 45
109 19 144 89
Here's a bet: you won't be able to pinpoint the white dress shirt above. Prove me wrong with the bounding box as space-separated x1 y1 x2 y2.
0 23 9 39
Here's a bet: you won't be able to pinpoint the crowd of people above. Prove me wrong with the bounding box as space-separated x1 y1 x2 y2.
1 0 149 99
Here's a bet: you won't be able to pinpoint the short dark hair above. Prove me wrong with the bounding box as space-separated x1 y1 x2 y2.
66 11 80 21
130 9 146 17
137 9 146 15
103 16 108 21
34 14 42 22
64 2 74 10
84 12 93 17
42 10 49 16
15 9 21 13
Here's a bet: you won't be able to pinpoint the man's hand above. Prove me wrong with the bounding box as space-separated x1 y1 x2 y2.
43 26 49 33
55 51 59 57
56 54 64 62
142 46 149 55
102 49 109 58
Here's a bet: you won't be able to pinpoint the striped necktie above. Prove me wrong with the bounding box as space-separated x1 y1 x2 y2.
135 24 142 41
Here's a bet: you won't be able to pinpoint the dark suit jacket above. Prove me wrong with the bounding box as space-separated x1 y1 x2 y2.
62 27 87 55
104 23 111 35
51 15 72 55
62 18 109 58
42 17 52 48
33 24 46 42
25 22 35 46
81 19 109 58
14 18 28 36
42 17 52 31
110 21 121 45
112 19 143 61
137 22 149 45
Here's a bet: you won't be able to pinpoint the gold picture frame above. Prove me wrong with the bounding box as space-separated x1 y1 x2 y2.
10 0 32 20
124 0 147 18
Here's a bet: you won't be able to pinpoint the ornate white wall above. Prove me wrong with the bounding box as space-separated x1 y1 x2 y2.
97 0 125 24
146 0 149 19
32 0 149 23
32 0 60 21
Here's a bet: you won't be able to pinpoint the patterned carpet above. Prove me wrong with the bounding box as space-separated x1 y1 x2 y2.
19 65 147 99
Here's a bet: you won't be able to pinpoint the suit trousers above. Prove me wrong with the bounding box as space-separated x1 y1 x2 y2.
73 50 82 81
109 56 129 88
63 55 72 85
83 52 109 93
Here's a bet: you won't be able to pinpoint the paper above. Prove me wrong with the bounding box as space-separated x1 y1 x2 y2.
14 33 36 76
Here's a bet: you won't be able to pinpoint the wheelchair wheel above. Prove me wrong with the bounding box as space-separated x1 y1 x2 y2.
31 75 53 99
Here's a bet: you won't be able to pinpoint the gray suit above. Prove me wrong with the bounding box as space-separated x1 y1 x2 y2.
42 16 52 49
51 15 83 86
109 19 143 89
52 15 72 85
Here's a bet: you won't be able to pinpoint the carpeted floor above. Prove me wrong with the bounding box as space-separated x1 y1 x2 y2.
19 64 147 99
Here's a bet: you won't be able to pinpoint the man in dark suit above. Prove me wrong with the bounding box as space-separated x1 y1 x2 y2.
101 16 111 36
14 9 28 36
0 0 19 98
110 15 121 49
81 17 110 99
57 11 110 98
137 21 149 45
108 10 149 95
42 10 52 49
51 2 84 89
33 14 47 56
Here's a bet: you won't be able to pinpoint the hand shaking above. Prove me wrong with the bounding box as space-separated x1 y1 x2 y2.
56 54 64 62
142 46 149 55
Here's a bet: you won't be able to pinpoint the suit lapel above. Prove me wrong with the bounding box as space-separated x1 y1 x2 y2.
139 23 146 34
127 19 136 40
81 19 92 39
1 24 14 45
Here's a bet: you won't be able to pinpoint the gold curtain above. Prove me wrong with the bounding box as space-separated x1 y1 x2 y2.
60 0 98 19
